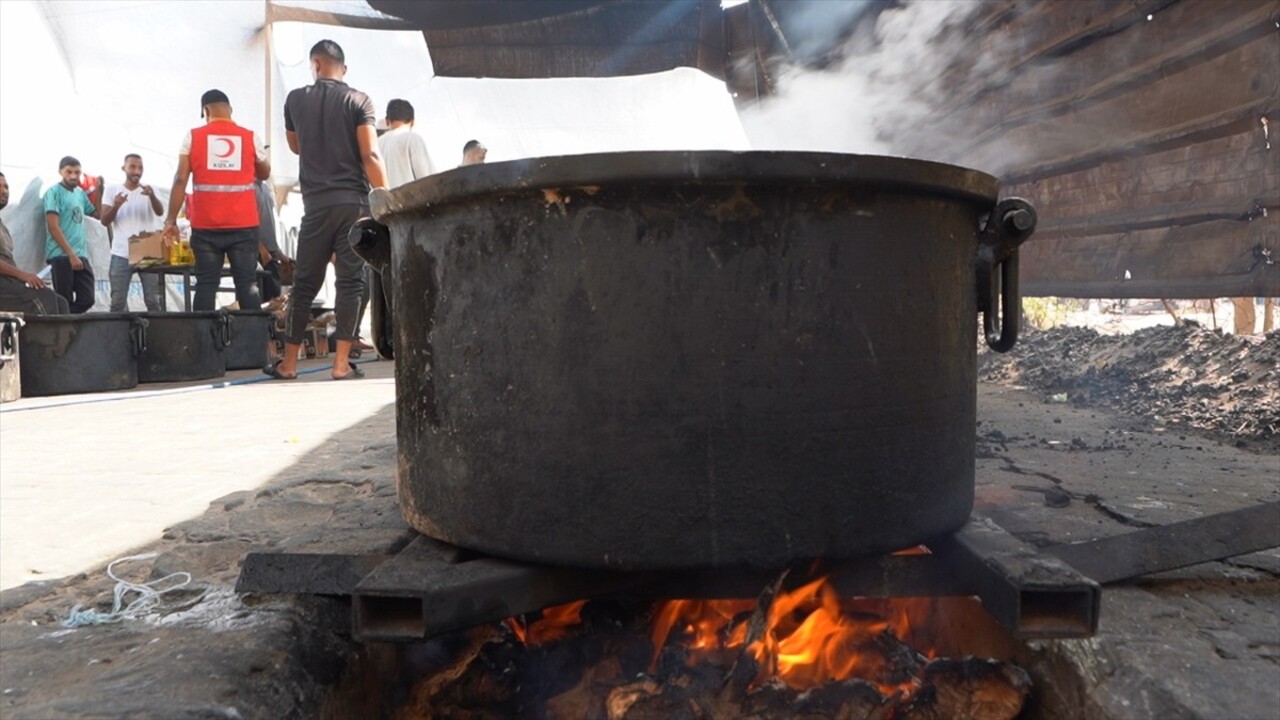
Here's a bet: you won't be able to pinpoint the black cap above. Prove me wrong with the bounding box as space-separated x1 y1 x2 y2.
200 89 230 116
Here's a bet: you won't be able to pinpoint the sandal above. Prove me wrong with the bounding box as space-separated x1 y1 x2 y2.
332 364 365 381
263 360 298 380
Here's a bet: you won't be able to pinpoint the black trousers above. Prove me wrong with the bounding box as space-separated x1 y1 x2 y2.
191 227 260 312
48 256 95 314
285 203 365 344
0 275 70 315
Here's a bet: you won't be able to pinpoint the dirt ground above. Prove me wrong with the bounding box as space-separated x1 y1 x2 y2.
979 308 1280 454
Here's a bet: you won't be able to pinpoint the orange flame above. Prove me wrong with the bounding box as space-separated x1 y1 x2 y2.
506 600 588 646
648 577 933 694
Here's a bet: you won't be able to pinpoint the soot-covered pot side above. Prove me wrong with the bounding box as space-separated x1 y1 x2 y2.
355 151 1035 570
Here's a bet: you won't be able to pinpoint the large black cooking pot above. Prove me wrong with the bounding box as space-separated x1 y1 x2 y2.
224 310 275 371
357 151 1035 570
135 311 230 383
18 313 148 396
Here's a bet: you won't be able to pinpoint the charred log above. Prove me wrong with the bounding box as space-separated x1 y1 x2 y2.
896 658 1032 720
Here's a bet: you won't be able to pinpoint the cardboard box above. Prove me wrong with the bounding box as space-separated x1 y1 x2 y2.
274 328 329 361
304 327 329 359
128 231 167 264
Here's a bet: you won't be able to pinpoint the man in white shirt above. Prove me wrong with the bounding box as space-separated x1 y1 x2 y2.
377 99 433 188
99 154 164 311
358 99 433 355
461 139 487 167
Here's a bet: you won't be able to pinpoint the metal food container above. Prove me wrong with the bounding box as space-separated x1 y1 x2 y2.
358 151 1036 570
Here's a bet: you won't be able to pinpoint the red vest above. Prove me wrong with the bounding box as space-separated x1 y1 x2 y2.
188 120 258 229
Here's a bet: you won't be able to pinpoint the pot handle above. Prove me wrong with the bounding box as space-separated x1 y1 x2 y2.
130 316 149 356
976 198 1037 353
215 311 232 347
349 216 394 360
0 315 24 367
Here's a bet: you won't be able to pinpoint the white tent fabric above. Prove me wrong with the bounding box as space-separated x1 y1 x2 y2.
0 0 748 311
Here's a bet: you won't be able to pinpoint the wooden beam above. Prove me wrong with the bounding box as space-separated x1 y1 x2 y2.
265 2 419 30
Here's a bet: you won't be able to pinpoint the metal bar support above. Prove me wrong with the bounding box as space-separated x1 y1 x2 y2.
236 518 1105 643
929 516 1101 639
1045 500 1280 584
236 552 390 596
351 542 652 643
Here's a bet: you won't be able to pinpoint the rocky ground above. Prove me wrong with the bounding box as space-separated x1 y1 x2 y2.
980 323 1280 454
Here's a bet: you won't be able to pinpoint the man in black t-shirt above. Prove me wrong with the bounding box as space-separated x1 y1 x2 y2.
268 39 388 381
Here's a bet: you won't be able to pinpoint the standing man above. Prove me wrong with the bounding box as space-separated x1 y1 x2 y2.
1 172 70 315
461 139 487 167
267 39 388 381
100 153 164 312
43 156 99 314
254 178 292 302
353 98 432 352
378 99 433 187
163 89 270 312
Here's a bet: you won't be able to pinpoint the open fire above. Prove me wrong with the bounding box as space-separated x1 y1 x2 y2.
646 576 932 695
408 573 1032 720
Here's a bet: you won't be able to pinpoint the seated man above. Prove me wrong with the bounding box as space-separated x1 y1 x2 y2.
0 172 69 315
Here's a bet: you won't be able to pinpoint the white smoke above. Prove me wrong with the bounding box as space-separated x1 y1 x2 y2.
739 0 985 159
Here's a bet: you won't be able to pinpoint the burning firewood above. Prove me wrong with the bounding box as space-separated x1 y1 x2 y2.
763 678 892 720
545 657 624 720
389 585 1033 720
392 625 510 720
605 677 704 719
895 658 1031 720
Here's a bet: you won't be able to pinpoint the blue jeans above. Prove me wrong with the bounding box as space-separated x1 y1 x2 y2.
108 254 162 312
191 227 261 312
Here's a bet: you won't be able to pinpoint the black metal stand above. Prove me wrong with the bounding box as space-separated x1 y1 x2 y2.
236 502 1279 644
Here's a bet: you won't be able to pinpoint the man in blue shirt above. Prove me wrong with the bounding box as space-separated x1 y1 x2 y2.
43 156 99 313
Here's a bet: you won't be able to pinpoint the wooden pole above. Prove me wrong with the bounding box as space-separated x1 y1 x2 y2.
264 0 273 184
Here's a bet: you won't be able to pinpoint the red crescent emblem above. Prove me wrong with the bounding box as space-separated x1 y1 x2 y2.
214 138 236 158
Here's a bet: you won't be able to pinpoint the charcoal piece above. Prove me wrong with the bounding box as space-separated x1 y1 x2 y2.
855 629 926 687
544 657 625 720
896 657 1032 720
395 626 515 720
794 679 889 720
605 678 706 720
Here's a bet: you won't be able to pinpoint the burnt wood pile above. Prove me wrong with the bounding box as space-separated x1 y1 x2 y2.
389 598 1031 720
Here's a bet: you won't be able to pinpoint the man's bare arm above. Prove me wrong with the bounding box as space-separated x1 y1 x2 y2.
163 156 192 242
45 212 81 269
99 192 124 226
45 214 74 257
146 188 163 216
0 258 46 288
286 130 300 156
356 124 389 190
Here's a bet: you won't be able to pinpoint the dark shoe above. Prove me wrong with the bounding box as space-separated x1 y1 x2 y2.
263 360 297 380
332 364 365 381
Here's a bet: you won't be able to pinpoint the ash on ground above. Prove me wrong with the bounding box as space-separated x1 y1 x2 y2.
979 323 1280 454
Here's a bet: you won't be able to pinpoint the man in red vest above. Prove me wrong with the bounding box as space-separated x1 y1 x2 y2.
162 89 271 311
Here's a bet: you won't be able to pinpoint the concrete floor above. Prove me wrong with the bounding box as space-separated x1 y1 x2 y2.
0 358 397 590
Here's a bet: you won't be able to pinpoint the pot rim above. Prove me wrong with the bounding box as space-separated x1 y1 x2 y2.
133 311 229 319
19 312 140 323
371 150 1000 222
